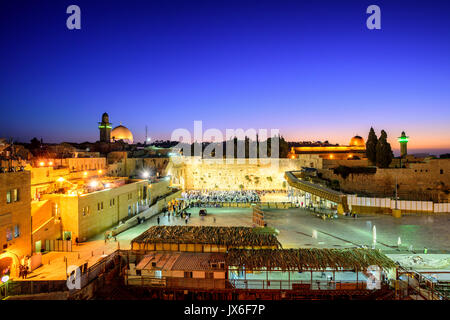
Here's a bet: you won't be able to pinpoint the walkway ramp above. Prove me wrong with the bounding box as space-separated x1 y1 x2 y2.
284 171 349 212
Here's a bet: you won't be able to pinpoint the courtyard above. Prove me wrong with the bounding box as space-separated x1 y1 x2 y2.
116 206 450 254
21 206 450 281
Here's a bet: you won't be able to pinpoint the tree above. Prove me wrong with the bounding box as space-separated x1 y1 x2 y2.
375 130 393 168
278 136 290 158
30 137 41 149
366 127 378 165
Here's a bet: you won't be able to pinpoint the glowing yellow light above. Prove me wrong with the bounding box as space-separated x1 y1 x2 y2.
329 154 334 159
89 180 98 188
348 154 353 158
98 169 102 174
83 171 88 176
48 161 53 166
39 161 45 166
57 177 65 182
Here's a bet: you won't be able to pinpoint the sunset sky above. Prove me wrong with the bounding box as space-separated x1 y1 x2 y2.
1 0 449 154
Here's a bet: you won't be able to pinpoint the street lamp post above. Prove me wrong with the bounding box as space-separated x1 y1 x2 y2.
395 176 398 210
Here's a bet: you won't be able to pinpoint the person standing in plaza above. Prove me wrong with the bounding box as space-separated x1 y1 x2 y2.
157 216 160 225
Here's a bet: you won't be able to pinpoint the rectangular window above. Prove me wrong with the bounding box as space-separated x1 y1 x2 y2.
6 189 18 203
6 227 13 241
205 272 214 279
82 208 86 216
97 203 100 211
101 202 103 210
184 271 193 278
14 225 20 238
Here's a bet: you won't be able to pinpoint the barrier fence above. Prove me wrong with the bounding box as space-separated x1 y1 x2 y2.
347 195 449 213
189 201 295 209
0 280 68 298
45 239 72 252
126 275 379 292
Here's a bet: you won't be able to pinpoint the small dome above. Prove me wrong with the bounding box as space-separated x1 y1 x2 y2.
349 135 365 147
111 125 133 143
101 112 109 123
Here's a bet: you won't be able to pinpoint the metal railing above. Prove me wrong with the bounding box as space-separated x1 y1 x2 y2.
396 268 448 300
0 280 68 298
126 275 375 292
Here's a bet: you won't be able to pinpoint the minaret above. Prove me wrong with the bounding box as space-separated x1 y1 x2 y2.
145 125 148 145
397 131 409 158
98 112 112 142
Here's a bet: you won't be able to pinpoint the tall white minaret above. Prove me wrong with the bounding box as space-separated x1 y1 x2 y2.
145 125 148 144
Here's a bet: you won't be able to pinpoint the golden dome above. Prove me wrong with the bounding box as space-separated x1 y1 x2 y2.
111 125 133 143
349 135 365 147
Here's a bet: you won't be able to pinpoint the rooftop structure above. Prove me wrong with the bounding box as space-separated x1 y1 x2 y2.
226 248 397 271
131 226 282 251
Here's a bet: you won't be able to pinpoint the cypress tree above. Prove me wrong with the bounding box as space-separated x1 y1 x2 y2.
366 127 378 165
375 130 394 168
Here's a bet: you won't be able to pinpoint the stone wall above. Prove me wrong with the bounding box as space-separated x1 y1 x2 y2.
31 200 61 249
320 159 450 201
171 157 318 191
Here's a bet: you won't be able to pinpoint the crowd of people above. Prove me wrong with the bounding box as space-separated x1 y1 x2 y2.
181 190 262 204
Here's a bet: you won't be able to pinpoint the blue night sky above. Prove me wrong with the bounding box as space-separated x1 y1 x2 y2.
1 0 450 153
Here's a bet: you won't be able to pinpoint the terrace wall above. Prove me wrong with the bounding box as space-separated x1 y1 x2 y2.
320 159 450 201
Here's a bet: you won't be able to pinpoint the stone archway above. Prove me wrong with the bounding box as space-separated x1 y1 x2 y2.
0 252 20 278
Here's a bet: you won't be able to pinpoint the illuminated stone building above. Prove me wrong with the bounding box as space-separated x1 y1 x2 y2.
288 136 366 160
41 177 150 242
28 157 107 201
0 170 32 277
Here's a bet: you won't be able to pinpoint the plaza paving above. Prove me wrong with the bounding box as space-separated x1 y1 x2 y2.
117 206 450 253
22 206 450 281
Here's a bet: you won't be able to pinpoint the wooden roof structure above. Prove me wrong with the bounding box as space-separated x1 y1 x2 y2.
131 226 282 248
226 248 397 271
